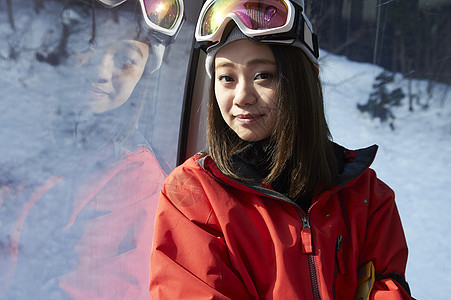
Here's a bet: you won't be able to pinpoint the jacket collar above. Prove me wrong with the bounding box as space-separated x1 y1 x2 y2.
197 143 378 199
334 144 378 187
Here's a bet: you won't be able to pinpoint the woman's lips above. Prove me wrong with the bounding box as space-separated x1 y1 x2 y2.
235 114 263 124
88 88 111 99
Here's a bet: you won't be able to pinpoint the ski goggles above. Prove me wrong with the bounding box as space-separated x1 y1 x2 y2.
96 0 184 37
195 0 318 59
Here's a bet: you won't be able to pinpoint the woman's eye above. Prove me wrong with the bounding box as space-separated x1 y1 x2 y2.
115 55 136 69
255 72 273 80
70 46 95 65
218 75 234 82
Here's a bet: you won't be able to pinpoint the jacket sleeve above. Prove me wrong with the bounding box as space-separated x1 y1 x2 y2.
0 177 63 297
149 169 251 300
359 171 413 299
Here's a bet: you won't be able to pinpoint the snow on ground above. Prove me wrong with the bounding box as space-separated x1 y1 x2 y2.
321 51 451 299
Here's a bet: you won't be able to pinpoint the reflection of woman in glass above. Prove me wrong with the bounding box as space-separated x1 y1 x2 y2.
0 0 183 299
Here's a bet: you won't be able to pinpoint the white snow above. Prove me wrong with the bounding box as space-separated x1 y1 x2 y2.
321 52 451 299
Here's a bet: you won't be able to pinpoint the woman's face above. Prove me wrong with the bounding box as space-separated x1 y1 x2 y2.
214 39 278 142
66 8 151 115
84 40 149 114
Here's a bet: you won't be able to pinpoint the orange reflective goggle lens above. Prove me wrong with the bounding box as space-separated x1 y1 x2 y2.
200 0 290 37
139 0 181 31
96 0 183 36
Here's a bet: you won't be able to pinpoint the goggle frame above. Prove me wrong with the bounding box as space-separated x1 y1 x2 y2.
195 0 318 60
96 0 184 37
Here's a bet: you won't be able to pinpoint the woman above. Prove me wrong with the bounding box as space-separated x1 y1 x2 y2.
150 0 413 299
0 0 182 298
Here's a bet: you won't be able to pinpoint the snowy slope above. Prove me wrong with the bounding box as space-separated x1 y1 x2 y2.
321 52 451 299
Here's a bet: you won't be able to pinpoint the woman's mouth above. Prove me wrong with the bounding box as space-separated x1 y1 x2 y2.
88 88 112 99
235 114 263 124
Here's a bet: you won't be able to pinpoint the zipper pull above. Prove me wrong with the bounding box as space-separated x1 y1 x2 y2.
336 235 343 252
300 216 313 254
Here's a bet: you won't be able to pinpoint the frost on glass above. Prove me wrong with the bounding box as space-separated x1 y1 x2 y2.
0 0 195 299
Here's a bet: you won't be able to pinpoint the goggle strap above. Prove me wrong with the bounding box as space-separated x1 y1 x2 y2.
302 18 318 58
292 8 318 59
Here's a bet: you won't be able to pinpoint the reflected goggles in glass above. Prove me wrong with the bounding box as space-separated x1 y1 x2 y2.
96 0 184 37
195 0 318 59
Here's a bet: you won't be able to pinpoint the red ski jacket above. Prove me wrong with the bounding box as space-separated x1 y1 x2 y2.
1 146 166 299
150 145 412 299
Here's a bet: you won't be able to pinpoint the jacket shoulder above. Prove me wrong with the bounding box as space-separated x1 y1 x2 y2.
163 154 209 194
160 155 223 224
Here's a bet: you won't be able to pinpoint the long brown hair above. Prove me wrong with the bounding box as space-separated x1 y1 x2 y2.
206 43 337 200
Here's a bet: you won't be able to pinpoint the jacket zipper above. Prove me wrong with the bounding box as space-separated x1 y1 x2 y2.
265 190 343 300
297 188 346 300
299 214 321 300
333 235 343 300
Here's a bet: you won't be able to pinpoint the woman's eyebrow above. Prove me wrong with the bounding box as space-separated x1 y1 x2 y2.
215 59 276 70
121 42 144 58
215 61 235 70
247 58 276 66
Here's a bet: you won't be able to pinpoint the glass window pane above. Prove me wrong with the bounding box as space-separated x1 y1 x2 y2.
0 0 202 298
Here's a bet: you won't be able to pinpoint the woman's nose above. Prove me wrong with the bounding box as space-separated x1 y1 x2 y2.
233 80 257 107
94 54 114 83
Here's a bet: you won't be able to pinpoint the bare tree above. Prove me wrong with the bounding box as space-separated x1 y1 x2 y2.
6 0 15 30
34 0 45 13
